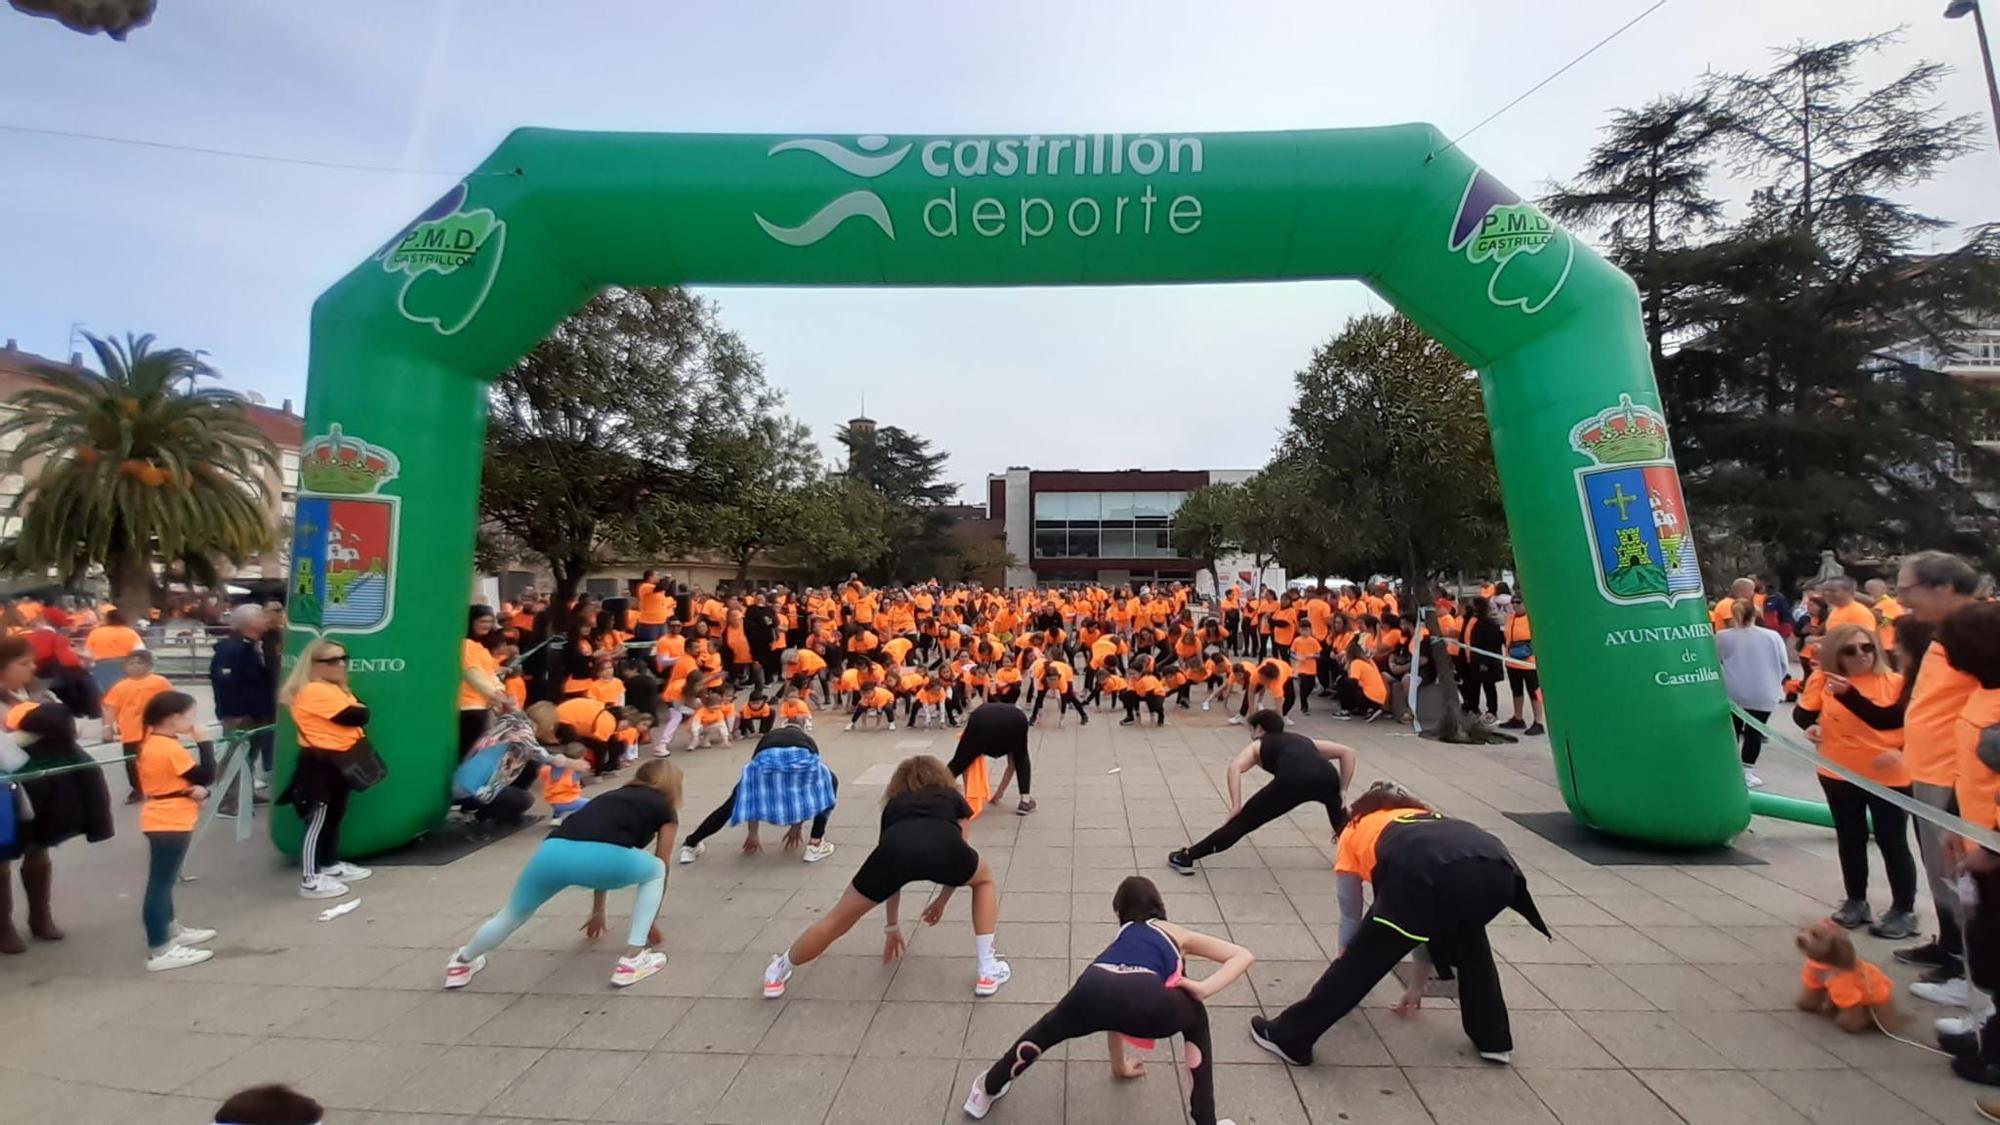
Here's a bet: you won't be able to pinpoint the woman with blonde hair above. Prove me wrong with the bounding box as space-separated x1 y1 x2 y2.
278 637 375 900
1794 621 1917 936
762 753 1008 999
444 758 681 989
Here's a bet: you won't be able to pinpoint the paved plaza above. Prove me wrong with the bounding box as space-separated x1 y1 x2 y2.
0 701 1984 1124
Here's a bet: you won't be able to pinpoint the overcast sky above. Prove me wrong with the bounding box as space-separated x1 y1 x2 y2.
4 1 1994 500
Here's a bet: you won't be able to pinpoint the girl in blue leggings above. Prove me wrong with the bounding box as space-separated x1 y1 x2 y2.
443 760 682 990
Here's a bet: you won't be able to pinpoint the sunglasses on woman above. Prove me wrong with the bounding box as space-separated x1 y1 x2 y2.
1839 644 1875 657
314 653 350 665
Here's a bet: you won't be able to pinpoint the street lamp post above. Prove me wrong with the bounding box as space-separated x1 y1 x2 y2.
1947 0 2000 164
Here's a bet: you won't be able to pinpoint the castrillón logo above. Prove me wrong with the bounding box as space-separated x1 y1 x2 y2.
755 136 911 246
756 133 1208 249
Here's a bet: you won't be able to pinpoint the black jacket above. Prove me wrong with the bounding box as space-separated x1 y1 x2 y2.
210 632 275 721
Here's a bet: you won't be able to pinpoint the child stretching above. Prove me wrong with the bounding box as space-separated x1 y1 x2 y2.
848 683 896 731
778 685 814 732
688 691 733 748
135 691 217 971
101 649 171 804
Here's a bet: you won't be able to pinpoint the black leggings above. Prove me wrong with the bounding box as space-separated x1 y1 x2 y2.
1240 680 1297 717
984 966 1218 1125
685 774 838 847
1818 775 1917 912
1335 679 1386 717
948 741 1031 797
1458 668 1498 715
457 708 490 759
1262 912 1510 1062
1732 709 1769 766
1121 692 1165 723
1184 774 1343 862
1028 688 1086 723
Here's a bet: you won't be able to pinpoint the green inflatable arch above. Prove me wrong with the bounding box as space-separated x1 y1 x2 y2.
278 126 1750 856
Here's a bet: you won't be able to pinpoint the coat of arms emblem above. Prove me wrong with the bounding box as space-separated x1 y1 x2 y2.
1571 395 1702 607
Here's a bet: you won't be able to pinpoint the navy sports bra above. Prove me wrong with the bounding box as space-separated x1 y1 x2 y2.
1093 919 1182 981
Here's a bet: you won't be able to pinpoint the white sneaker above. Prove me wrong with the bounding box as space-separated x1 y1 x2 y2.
844 722 855 732
1226 716 1244 726
804 841 836 863
172 924 217 946
1912 976 1973 1008
964 1078 1009 1119
1478 1050 1512 1064
887 721 897 731
300 876 350 900
327 862 372 882
763 954 793 998
974 959 1011 997
1743 768 1765 788
1201 701 1211 712
1938 997 1996 1036
652 744 671 758
611 949 667 988
146 944 214 972
443 954 486 989
678 842 705 865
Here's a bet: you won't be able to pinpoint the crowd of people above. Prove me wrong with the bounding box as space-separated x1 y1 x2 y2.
6 549 2000 1118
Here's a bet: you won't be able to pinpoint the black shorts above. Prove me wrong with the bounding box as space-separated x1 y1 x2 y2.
851 822 981 903
1506 667 1539 695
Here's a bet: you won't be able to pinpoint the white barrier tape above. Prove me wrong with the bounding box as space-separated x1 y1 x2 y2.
1732 705 2000 852
1443 633 2000 850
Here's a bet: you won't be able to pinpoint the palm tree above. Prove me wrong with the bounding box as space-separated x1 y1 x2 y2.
0 333 278 616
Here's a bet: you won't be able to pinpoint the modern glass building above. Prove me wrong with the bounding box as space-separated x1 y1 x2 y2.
986 467 1256 588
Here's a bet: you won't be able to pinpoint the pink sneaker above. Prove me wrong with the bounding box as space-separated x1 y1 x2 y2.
443 954 486 990
974 959 1011 997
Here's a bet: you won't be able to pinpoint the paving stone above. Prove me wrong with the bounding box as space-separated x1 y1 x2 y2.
1516 1067 1683 1125
1637 1069 1811 1123
1406 1066 1559 1124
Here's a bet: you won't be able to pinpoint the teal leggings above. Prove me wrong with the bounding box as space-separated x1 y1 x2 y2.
463 838 666 958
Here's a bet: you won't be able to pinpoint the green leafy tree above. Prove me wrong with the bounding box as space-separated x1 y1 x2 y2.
1172 482 1244 592
0 333 277 616
1555 34 2000 585
1283 313 1508 591
479 286 793 604
775 479 897 583
837 423 956 506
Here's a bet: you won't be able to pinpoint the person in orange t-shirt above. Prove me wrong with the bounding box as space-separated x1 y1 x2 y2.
1120 657 1168 726
283 638 374 899
102 649 172 803
1336 641 1390 720
1794 622 1915 933
135 690 217 971
83 609 145 696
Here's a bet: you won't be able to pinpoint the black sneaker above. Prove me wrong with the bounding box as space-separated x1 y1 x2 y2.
1498 718 1526 730
1120 717 1136 726
1830 900 1872 929
1941 1028 1981 1060
1248 1016 1309 1066
1895 939 1957 969
1167 850 1196 876
1869 909 1919 941
1523 723 1545 737
1954 1055 2000 1088
1922 960 1969 984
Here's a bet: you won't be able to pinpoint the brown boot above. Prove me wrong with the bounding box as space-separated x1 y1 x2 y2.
0 868 24 954
21 855 62 941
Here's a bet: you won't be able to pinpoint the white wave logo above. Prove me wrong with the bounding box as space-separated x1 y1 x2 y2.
756 135 910 247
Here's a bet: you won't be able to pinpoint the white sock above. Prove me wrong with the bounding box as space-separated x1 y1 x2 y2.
975 933 997 969
767 950 794 980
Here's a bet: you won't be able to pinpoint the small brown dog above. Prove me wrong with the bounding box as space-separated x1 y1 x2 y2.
1796 919 1900 1033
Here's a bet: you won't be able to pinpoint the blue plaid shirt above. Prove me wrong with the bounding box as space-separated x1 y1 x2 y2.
731 745 836 826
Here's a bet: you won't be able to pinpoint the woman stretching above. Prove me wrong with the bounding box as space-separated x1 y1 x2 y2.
764 754 1009 999
965 876 1251 1125
948 702 1035 815
444 759 682 989
1250 784 1550 1067
1169 710 1354 875
678 727 838 865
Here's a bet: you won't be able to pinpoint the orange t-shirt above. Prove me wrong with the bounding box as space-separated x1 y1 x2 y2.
1824 601 1877 633
780 698 813 721
1256 660 1293 690
1133 674 1164 697
586 677 626 707
636 583 673 626
544 765 584 806
292 682 363 751
1906 640 1979 786
557 697 616 742
137 732 200 832
1954 687 2000 832
85 625 144 662
460 639 501 710
1349 658 1388 705
1334 808 1425 882
792 649 827 677
1800 670 1909 786
860 686 894 710
1290 636 1321 676
102 672 172 744
1270 608 1299 647
1801 959 1893 1009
